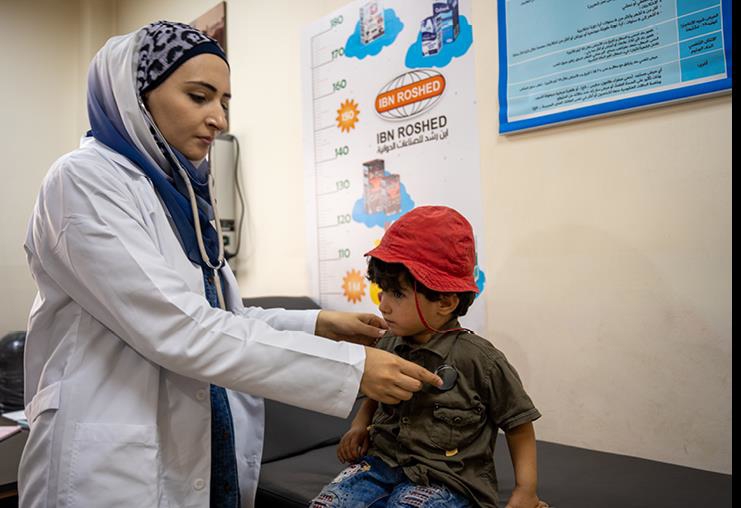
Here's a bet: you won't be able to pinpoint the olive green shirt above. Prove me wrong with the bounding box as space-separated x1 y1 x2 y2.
368 321 541 507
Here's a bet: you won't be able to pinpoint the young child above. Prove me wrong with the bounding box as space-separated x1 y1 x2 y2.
311 206 547 508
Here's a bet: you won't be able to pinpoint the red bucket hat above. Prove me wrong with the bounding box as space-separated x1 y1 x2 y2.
364 206 479 293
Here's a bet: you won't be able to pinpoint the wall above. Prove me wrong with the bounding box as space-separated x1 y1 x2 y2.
0 0 731 474
114 0 348 292
472 1 732 474
1 0 81 332
0 0 115 333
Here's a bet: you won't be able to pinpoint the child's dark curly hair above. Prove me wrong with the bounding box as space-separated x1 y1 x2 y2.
367 257 475 317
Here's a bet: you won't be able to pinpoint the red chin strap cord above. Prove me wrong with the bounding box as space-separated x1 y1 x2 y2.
412 281 470 335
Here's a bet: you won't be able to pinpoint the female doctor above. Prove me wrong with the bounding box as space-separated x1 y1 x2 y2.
19 21 441 508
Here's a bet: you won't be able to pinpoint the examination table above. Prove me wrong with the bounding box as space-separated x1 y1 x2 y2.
248 297 732 508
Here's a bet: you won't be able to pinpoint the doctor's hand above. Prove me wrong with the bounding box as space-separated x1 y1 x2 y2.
360 347 443 404
315 310 388 346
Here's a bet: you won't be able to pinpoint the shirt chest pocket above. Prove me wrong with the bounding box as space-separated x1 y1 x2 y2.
428 403 486 452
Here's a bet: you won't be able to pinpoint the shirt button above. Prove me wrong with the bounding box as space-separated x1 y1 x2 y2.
401 417 410 424
453 416 462 424
196 389 207 401
193 478 205 490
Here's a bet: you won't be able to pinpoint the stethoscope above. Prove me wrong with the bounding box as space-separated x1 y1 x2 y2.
410 279 469 393
433 364 458 392
139 98 227 310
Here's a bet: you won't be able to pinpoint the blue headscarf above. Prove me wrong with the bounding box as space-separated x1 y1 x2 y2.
86 21 228 269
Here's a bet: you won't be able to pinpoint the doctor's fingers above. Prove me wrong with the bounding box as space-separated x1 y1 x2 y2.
358 313 389 331
360 347 422 404
360 348 441 403
350 314 388 342
397 357 443 390
361 347 442 392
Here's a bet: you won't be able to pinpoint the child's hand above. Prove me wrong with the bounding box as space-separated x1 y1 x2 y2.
505 487 549 508
337 425 370 463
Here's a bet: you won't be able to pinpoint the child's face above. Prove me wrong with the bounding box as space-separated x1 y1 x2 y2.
377 278 439 343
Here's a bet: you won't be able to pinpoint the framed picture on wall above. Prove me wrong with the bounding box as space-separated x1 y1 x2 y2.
191 1 227 55
191 2 228 127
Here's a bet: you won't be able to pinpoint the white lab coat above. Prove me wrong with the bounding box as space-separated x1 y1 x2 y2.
18 137 365 507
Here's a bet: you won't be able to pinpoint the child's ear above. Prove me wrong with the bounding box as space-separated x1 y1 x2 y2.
437 293 459 317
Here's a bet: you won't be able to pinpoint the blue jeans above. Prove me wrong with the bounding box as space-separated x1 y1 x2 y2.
310 456 472 507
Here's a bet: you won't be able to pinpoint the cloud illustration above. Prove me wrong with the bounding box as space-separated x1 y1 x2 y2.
344 9 404 59
405 15 473 68
352 181 415 228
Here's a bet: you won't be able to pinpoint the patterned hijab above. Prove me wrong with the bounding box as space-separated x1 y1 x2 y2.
136 21 227 96
86 21 227 270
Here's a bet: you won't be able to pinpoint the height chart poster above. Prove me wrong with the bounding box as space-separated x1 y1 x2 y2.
498 0 733 133
301 0 487 332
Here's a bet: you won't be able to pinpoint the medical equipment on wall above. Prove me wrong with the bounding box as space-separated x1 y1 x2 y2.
209 133 245 264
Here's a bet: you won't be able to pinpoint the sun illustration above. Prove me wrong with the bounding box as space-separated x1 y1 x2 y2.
336 99 360 132
369 282 381 305
342 269 366 304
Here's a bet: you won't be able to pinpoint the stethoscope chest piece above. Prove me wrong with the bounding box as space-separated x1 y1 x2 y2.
433 364 458 392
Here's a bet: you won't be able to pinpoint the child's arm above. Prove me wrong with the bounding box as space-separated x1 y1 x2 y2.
504 422 548 508
337 398 379 463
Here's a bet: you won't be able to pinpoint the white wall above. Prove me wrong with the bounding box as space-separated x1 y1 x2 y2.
471 1 732 474
1 0 82 332
0 0 115 333
0 0 731 474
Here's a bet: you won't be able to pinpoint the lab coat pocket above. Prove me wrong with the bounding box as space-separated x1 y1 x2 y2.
429 404 484 452
26 380 61 424
67 422 159 507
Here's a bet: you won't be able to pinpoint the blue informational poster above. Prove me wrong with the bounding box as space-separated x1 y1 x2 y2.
497 0 733 133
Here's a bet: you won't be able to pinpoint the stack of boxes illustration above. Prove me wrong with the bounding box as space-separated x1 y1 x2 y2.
363 159 401 215
420 0 460 56
360 0 385 44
